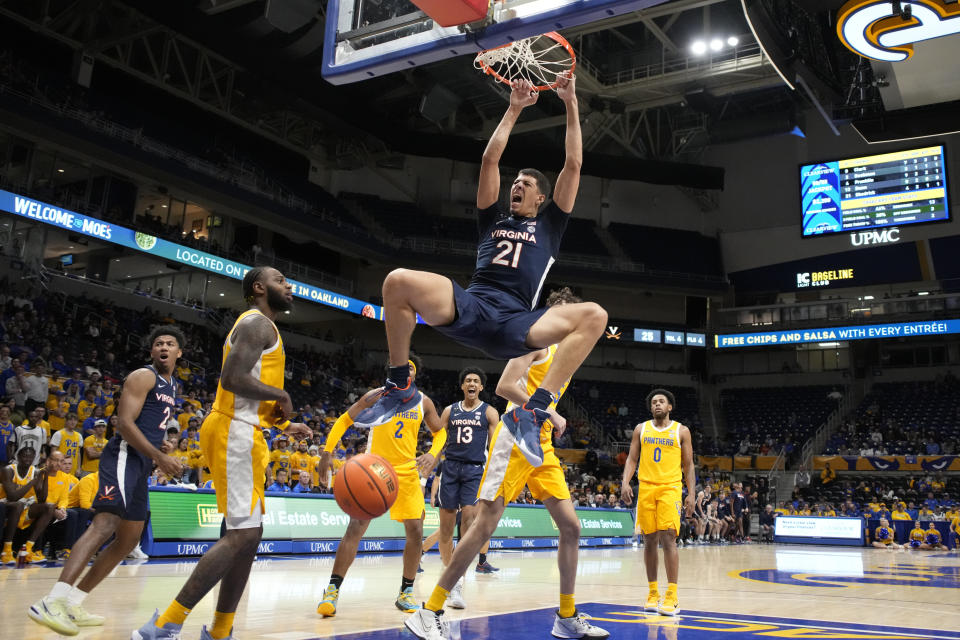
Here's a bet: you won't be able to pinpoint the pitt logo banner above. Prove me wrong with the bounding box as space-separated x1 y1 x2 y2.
837 0 960 62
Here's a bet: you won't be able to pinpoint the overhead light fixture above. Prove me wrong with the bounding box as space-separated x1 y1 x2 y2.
162 204 168 208
819 342 840 348
918 291 929 296
690 40 707 55
68 245 74 249
863 295 875 300
727 36 739 46
57 168 65 173
709 38 723 51
219 292 225 297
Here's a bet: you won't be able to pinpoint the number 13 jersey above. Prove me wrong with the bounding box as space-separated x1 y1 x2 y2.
445 401 490 464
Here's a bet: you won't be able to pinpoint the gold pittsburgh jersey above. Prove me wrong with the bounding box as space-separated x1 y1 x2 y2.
909 527 925 543
211 309 285 428
1 464 37 502
505 344 572 450
637 420 682 485
874 526 894 544
926 527 942 544
368 400 423 466
53 430 83 473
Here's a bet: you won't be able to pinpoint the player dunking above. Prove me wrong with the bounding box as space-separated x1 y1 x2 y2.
621 389 696 617
354 73 606 473
316 356 444 616
30 327 186 636
133 268 310 640
406 288 608 640
434 366 499 609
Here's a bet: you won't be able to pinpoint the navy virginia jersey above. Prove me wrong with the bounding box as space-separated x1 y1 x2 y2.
445 401 490 464
129 365 178 450
471 200 569 310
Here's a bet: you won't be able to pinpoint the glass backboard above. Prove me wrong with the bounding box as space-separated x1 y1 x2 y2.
322 0 673 84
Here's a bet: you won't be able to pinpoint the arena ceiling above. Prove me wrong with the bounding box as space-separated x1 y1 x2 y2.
0 1 953 186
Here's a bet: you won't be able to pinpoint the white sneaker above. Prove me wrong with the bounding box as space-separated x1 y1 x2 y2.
66 602 105 626
446 578 466 609
127 545 149 560
552 610 610 639
404 607 450 640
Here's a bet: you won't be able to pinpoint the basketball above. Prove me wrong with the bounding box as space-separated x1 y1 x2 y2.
333 453 399 519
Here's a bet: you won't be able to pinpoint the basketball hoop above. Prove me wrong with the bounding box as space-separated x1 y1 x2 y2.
474 31 576 92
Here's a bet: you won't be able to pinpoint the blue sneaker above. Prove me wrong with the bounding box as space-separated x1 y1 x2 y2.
502 406 546 467
200 624 232 639
353 379 422 428
475 560 499 573
131 610 182 640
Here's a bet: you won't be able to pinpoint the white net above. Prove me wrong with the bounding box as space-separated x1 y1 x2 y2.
474 33 575 90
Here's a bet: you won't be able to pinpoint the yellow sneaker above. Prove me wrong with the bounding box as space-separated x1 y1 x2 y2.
29 550 48 564
28 597 80 636
65 603 105 627
658 592 680 616
316 585 338 617
1 550 15 565
644 592 660 612
395 587 420 612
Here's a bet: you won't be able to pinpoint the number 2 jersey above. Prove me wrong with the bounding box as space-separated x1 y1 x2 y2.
637 420 682 485
445 401 490 464
368 399 424 468
129 365 178 453
471 200 569 310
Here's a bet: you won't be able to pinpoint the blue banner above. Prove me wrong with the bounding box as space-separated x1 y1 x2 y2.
147 536 628 557
0 190 384 319
715 319 960 348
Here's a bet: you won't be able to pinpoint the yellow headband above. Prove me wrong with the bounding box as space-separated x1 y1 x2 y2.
408 359 417 376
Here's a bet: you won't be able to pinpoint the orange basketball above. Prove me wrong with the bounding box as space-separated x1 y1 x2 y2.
333 453 399 519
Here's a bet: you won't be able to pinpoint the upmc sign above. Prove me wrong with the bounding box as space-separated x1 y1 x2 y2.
851 227 900 247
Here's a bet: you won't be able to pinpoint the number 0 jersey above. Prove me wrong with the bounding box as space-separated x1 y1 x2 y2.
471 200 569 310
445 401 490 464
368 399 424 467
211 309 285 429
637 420 682 485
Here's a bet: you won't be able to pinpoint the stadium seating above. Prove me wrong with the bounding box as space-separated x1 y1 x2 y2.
822 378 960 455
606 222 723 277
721 386 840 456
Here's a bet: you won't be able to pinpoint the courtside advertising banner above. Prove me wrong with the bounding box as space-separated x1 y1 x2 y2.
0 189 384 319
774 516 864 546
148 489 634 542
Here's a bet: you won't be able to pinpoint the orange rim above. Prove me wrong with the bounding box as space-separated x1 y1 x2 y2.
475 31 576 91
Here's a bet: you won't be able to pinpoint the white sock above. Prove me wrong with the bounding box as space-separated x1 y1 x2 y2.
48 581 73 601
67 586 88 606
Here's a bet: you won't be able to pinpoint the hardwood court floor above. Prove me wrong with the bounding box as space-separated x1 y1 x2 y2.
4 543 959 639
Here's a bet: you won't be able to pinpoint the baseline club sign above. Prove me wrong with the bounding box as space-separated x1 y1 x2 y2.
0 190 384 319
716 319 960 348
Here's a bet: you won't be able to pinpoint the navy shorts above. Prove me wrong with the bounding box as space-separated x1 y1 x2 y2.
433 281 547 360
93 437 151 521
437 459 485 510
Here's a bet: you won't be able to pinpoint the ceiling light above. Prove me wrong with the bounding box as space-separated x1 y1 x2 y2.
690 40 707 56
68 245 74 249
219 292 225 297
162 204 168 208
863 295 874 300
57 168 65 173
818 342 840 348
918 291 929 296
727 36 739 47
710 38 723 51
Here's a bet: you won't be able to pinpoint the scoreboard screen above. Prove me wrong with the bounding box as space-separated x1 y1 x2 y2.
801 145 949 237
